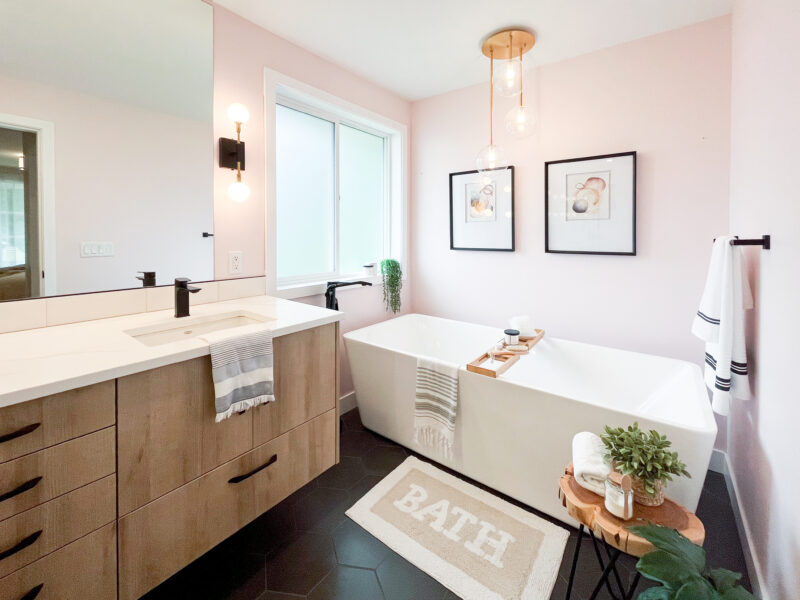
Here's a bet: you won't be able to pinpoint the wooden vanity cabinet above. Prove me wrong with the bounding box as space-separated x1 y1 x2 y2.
0 322 339 600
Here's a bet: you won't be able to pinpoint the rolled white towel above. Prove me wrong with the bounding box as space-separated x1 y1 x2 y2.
572 432 611 497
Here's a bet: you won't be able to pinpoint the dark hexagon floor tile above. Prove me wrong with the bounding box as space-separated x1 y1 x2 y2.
257 591 307 599
332 518 392 568
376 551 449 600
316 456 367 490
230 496 297 555
308 565 384 600
362 445 408 476
341 408 365 431
346 475 382 505
293 486 351 533
340 429 379 457
266 531 336 596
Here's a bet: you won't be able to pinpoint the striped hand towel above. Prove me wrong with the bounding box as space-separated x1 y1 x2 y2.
414 357 459 459
204 329 275 422
691 235 753 415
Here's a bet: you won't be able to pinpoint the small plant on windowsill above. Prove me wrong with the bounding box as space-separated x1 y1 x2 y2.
601 422 690 506
380 259 402 314
630 523 756 599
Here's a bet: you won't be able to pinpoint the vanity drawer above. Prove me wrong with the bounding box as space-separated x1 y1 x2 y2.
117 356 254 516
0 475 115 578
0 381 114 464
0 428 115 522
253 323 336 445
119 408 336 600
0 522 116 600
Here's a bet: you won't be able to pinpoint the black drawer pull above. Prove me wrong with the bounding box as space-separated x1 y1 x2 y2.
19 584 43 600
0 423 41 445
0 530 42 561
0 476 42 503
228 454 278 484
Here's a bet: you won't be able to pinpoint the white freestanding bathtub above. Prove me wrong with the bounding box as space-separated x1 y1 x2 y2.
344 314 717 525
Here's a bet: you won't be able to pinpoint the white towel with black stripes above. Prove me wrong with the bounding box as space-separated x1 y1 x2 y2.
414 357 459 459
691 235 753 416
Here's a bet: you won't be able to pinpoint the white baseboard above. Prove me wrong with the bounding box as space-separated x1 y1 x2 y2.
339 390 357 414
713 450 768 600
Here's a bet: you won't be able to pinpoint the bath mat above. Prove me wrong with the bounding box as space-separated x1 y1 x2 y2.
346 457 568 600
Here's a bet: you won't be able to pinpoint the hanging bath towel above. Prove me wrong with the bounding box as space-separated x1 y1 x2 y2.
202 328 276 422
691 235 753 415
414 357 459 459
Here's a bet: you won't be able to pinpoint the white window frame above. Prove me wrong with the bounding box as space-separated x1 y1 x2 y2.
264 68 407 300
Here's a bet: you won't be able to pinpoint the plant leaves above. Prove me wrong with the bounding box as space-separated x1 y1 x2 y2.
636 550 700 587
720 586 758 600
708 568 742 592
674 577 720 600
637 587 675 600
629 524 706 572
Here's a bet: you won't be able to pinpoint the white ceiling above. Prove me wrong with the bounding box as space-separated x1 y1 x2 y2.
215 0 732 100
0 0 213 120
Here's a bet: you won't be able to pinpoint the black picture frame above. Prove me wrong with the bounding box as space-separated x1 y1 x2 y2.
449 166 515 252
544 151 636 256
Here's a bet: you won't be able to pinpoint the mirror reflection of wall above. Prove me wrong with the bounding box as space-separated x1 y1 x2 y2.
0 0 214 301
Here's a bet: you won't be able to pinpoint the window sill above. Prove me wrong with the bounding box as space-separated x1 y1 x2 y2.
273 274 383 301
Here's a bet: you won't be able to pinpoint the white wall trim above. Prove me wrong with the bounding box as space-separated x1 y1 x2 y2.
714 450 768 599
0 113 56 295
339 390 357 414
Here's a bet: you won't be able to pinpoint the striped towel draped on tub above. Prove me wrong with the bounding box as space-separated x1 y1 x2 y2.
414 357 459 459
204 329 276 422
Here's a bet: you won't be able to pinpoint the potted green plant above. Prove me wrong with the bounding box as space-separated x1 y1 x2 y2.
601 422 690 506
380 259 402 314
630 523 756 599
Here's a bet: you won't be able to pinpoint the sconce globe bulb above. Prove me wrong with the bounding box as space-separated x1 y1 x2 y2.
228 180 251 203
492 59 521 98
227 103 250 125
476 144 508 174
504 105 535 139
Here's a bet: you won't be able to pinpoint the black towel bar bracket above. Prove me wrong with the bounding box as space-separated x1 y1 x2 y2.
714 235 770 250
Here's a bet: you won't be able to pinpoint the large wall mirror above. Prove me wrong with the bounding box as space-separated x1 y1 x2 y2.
0 0 213 301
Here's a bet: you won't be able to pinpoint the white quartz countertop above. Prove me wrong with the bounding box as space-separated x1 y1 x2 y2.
0 295 341 408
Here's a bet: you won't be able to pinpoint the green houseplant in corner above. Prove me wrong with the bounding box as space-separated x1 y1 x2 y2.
631 523 756 599
380 259 402 314
601 422 690 506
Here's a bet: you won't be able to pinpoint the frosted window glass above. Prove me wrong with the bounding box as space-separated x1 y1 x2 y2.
0 175 26 268
339 125 384 275
276 104 335 279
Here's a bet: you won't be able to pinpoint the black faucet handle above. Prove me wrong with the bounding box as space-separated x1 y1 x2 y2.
174 277 191 288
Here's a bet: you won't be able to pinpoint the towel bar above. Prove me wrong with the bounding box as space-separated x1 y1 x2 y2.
714 235 771 249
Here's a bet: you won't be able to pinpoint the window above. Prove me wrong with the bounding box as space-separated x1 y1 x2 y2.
272 90 402 295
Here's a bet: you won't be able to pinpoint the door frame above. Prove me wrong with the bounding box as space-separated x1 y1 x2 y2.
0 113 56 295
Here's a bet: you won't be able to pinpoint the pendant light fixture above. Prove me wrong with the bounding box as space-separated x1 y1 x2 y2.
504 45 535 139
477 29 536 173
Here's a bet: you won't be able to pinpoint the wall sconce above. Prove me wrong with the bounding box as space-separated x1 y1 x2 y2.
219 103 250 202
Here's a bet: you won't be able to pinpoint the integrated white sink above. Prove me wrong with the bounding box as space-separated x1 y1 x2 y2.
125 311 274 347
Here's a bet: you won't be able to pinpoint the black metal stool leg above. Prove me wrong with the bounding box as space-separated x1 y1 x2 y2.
601 535 627 597
564 524 584 600
588 532 623 600
588 547 622 600
624 572 642 600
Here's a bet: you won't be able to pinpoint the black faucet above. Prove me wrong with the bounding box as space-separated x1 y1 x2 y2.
174 278 201 318
136 271 156 287
324 281 372 310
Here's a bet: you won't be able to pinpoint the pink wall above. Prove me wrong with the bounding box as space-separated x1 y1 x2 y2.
212 6 412 394
727 0 800 597
411 17 731 363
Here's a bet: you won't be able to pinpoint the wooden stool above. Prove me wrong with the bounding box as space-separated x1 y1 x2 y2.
558 464 705 600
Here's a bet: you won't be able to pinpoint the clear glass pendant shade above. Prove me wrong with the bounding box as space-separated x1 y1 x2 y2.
492 59 521 97
504 105 535 139
476 144 508 174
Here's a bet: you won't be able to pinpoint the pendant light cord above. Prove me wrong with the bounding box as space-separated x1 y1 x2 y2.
489 49 494 145
519 46 524 106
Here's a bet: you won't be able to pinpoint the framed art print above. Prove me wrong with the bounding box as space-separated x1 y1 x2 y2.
449 167 514 251
544 152 636 255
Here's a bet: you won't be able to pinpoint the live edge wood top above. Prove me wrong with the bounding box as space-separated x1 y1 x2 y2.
0 294 341 408
559 464 705 557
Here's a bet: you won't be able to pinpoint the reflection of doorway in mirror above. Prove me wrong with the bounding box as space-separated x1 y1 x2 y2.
0 124 39 300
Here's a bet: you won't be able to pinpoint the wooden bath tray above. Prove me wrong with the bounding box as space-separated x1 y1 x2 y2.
465 329 545 378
